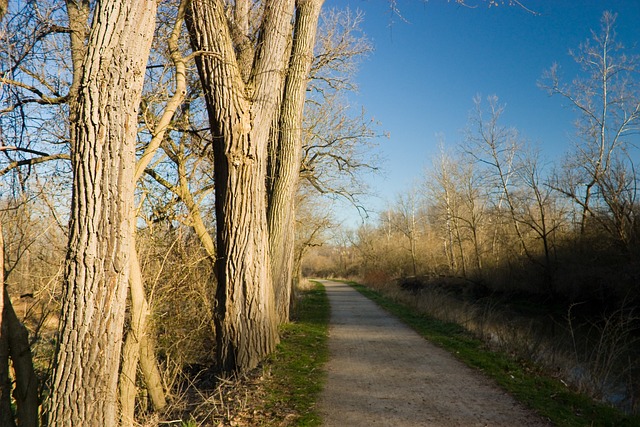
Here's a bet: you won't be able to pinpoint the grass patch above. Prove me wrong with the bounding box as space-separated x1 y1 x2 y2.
347 281 640 427
261 281 330 426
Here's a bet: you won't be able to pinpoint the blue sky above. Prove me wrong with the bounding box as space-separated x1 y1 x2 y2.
323 0 640 227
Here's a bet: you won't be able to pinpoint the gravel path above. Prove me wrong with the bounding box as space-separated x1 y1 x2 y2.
317 280 552 427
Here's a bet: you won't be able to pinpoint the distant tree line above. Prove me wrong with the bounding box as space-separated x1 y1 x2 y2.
315 12 640 309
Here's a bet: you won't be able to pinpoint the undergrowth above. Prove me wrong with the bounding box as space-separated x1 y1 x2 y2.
162 281 330 426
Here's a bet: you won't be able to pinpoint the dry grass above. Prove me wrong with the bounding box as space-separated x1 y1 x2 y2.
148 368 289 427
149 281 329 426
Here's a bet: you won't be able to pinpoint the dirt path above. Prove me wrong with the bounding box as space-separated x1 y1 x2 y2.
317 280 552 427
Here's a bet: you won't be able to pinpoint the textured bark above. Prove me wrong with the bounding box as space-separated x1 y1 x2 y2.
48 1 156 425
3 289 38 427
64 0 90 103
187 0 294 372
268 0 324 324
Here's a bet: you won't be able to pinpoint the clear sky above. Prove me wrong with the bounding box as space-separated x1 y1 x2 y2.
323 0 640 227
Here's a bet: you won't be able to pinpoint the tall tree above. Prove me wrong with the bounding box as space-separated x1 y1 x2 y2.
267 0 325 323
542 11 640 251
391 189 423 277
464 95 532 264
427 144 485 276
515 147 563 291
186 0 293 372
48 1 156 425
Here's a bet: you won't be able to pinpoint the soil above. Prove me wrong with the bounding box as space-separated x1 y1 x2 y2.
317 280 553 427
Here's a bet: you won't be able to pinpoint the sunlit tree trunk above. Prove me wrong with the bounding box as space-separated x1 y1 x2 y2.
48 1 156 425
139 333 165 411
119 246 147 426
119 2 189 420
65 0 90 101
187 0 294 372
119 245 167 426
268 0 324 324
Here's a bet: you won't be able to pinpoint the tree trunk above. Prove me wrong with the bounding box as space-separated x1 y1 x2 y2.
0 220 15 427
187 0 293 372
120 2 186 420
0 319 14 427
138 334 166 410
65 0 90 102
3 288 38 427
1 218 38 427
268 0 324 324
119 248 145 427
48 1 156 425
119 245 166 426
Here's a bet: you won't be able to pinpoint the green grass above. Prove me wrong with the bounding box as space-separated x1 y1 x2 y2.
262 281 330 426
346 281 640 427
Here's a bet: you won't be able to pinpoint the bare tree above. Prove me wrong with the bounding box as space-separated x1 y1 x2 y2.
292 184 335 287
184 0 385 372
119 1 194 421
427 143 486 277
0 195 51 427
48 1 156 425
0 3 79 425
541 11 640 252
464 95 533 265
390 189 423 276
301 8 377 206
0 279 38 427
514 147 566 291
0 1 77 186
267 0 325 324
1 2 177 423
186 0 292 372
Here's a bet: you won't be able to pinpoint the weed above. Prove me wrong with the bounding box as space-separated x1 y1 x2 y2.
180 417 198 427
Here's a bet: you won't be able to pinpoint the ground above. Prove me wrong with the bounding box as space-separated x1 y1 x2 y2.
9 280 557 426
317 280 552 427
